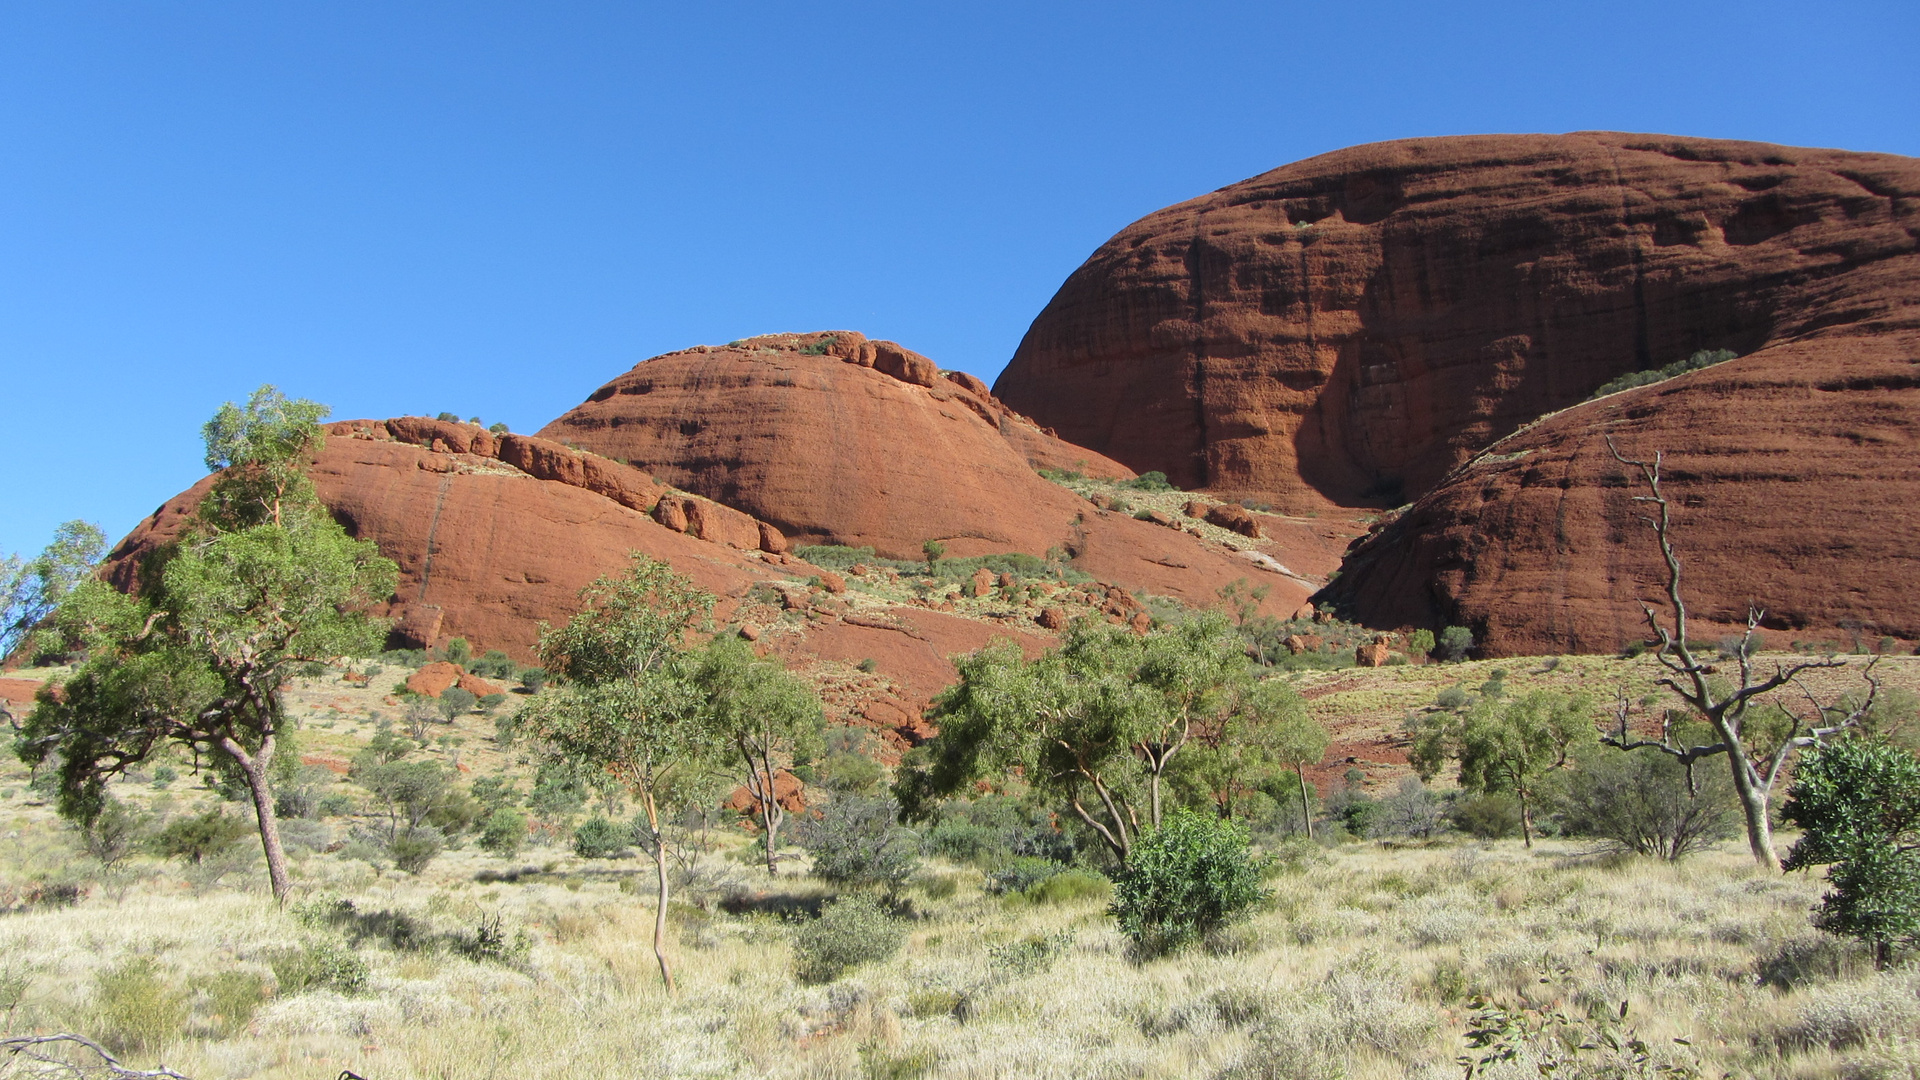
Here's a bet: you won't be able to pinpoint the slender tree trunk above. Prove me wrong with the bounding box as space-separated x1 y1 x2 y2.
754 747 781 875
1517 785 1532 849
218 734 291 903
642 788 677 996
1294 763 1315 840
1722 739 1779 870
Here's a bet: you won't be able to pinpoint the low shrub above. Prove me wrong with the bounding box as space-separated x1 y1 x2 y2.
389 831 442 874
799 796 920 889
1024 869 1110 905
480 808 528 856
1588 348 1737 400
573 815 631 859
194 970 270 1037
1561 749 1737 860
792 894 905 983
94 956 190 1054
1452 793 1521 839
1109 810 1268 956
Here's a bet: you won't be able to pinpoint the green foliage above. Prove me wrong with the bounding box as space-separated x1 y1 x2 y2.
1108 809 1268 955
1451 793 1521 839
799 796 920 889
1409 689 1595 844
470 649 516 678
267 938 368 995
791 894 905 984
389 831 442 874
573 815 632 858
1121 471 1175 492
1437 625 1474 662
1783 740 1920 964
1408 628 1435 658
686 635 825 865
479 808 528 856
987 929 1077 974
1561 749 1738 860
16 389 396 902
902 613 1255 859
438 686 477 721
352 757 450 842
78 796 146 871
922 539 945 570
153 809 249 865
93 956 189 1054
1 519 106 660
195 970 269 1037
1023 869 1110 905
1588 348 1737 400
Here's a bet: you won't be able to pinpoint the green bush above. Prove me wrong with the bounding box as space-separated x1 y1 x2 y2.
480 808 528 856
1024 869 1110 905
1452 793 1522 839
1561 750 1737 860
194 970 269 1037
1122 470 1175 492
799 796 920 889
792 894 905 983
470 649 516 678
438 686 477 721
1109 809 1269 956
1783 740 1920 966
389 831 442 874
573 815 631 859
1409 628 1435 658
152 810 249 865
94 956 189 1054
1588 348 1737 400
268 939 368 995
1437 626 1474 662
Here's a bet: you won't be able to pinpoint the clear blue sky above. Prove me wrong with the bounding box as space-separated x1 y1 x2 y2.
3 0 1915 558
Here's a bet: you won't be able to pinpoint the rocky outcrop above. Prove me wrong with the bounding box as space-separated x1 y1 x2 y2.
995 133 1920 514
539 332 1138 560
1314 329 1920 655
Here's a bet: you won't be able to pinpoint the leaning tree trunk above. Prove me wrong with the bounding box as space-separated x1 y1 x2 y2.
218 733 291 903
1517 785 1533 849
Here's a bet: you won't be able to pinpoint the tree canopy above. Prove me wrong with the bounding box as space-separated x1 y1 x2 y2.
15 386 396 902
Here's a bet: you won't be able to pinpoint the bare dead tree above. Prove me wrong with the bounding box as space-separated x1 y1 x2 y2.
1602 439 1880 870
0 1034 190 1080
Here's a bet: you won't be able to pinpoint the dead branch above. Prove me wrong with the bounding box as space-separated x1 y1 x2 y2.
0 1034 190 1080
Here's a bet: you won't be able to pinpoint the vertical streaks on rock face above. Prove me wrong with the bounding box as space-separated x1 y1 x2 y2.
996 133 1920 513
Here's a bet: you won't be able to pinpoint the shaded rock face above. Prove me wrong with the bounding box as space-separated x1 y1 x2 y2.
540 331 1136 561
1314 330 1920 656
995 133 1920 512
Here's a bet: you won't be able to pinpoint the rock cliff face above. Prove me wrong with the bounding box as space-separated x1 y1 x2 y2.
1314 329 1920 656
994 133 1920 512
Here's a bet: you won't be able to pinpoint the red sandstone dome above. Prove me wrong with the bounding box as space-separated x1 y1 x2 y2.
995 133 1920 654
994 133 1920 511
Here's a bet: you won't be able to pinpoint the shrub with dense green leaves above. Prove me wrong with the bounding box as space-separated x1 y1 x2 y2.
573 815 631 859
1783 740 1920 966
268 938 369 995
1561 748 1738 860
1452 793 1521 839
792 894 905 983
1436 625 1474 662
479 807 528 856
94 956 189 1054
152 810 250 865
388 831 442 874
1108 809 1268 955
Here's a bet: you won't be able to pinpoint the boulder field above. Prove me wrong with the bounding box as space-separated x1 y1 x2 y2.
995 133 1920 655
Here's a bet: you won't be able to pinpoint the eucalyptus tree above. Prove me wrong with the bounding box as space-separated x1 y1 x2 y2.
0 519 107 663
16 387 396 902
1411 688 1596 846
513 555 721 994
689 636 824 875
900 613 1252 860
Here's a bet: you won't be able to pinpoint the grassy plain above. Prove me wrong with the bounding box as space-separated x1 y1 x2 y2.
0 652 1915 1079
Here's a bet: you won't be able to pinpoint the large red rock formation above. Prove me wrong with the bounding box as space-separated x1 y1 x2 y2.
994 133 1920 513
1314 329 1920 656
537 330 1322 614
539 331 1136 560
